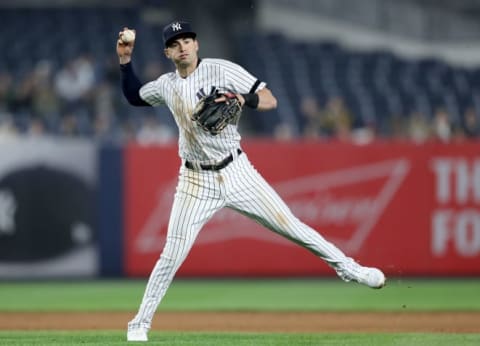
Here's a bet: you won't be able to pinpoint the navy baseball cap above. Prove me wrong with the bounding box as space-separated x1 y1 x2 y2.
163 20 197 47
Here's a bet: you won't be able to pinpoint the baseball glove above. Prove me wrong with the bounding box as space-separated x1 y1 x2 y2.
192 92 242 135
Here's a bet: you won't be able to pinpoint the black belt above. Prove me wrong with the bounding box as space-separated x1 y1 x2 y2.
185 149 242 171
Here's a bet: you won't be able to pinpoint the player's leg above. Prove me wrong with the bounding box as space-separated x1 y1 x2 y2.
224 154 385 288
127 168 225 340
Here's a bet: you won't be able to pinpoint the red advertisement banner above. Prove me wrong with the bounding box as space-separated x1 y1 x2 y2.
124 141 480 277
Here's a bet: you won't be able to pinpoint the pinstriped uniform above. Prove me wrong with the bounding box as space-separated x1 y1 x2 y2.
140 58 257 163
128 58 353 331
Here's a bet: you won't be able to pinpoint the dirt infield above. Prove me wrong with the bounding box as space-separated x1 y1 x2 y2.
1 311 480 333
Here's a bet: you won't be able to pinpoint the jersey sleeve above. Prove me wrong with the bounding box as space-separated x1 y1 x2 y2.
139 78 166 106
220 60 267 94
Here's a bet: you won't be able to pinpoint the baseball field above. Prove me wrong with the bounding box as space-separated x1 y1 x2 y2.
0 278 479 345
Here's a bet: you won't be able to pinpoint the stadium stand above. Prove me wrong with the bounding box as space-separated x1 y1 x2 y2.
0 6 479 142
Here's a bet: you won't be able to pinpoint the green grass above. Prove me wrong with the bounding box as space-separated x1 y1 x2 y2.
0 278 479 312
0 279 479 345
0 331 479 346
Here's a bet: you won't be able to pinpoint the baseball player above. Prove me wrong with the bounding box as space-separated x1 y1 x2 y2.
117 20 386 342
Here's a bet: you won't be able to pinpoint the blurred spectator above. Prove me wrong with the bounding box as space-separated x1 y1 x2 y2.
319 96 353 141
102 56 121 85
0 114 18 139
0 71 15 113
93 81 116 119
92 112 123 143
273 122 295 141
27 117 46 137
58 113 80 137
300 96 324 139
136 114 176 145
407 111 431 143
54 55 95 116
388 114 408 140
461 107 480 138
120 119 139 143
11 75 34 116
431 107 453 142
31 60 60 124
351 126 376 145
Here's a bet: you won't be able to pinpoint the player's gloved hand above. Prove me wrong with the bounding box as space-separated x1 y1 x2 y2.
192 92 242 135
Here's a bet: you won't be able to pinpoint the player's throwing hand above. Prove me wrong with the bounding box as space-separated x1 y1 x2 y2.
117 27 135 65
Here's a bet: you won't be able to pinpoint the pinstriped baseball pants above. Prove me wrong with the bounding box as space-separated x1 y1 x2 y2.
128 152 351 330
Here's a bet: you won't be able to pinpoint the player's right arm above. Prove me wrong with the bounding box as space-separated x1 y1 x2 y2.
117 27 134 65
117 28 150 106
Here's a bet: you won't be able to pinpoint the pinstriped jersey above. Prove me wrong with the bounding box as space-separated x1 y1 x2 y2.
139 58 266 163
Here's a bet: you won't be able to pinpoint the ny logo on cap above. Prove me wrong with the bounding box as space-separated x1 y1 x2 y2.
171 22 182 31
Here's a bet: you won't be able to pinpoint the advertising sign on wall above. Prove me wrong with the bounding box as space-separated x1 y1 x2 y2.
124 141 480 277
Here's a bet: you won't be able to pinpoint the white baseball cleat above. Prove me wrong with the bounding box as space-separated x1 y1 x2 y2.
337 258 386 289
354 267 386 289
127 327 149 342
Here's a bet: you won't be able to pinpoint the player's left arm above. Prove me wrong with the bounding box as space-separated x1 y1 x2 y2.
219 59 277 111
236 87 277 111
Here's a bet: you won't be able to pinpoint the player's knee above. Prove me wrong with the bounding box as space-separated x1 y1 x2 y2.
161 235 192 261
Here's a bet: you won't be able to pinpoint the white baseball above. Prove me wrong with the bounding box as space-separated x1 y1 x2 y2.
121 29 136 43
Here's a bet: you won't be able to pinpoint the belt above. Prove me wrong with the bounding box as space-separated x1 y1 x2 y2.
185 149 242 171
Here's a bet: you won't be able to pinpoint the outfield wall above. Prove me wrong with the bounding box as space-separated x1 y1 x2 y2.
119 140 480 277
0 138 97 278
0 139 479 278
